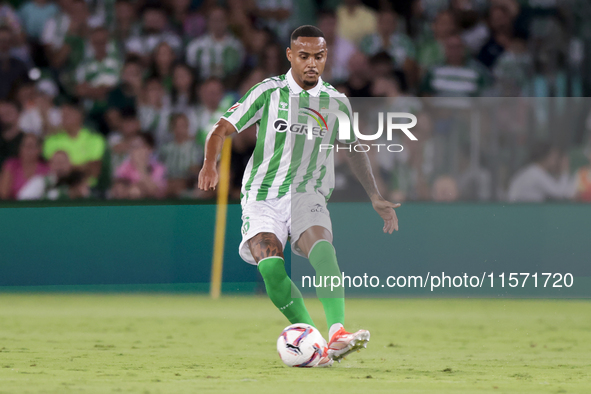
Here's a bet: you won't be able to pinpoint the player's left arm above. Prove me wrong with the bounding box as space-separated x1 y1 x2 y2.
345 143 400 233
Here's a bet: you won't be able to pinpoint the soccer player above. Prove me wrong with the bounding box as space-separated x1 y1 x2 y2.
198 25 400 366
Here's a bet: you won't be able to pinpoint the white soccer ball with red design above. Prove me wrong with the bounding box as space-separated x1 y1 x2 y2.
277 323 325 367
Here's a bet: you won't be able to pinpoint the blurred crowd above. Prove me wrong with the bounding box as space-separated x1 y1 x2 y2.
0 0 590 202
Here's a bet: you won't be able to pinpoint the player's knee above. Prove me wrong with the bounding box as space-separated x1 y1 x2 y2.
248 232 284 263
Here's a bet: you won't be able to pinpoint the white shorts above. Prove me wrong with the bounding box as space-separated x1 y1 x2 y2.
238 192 333 265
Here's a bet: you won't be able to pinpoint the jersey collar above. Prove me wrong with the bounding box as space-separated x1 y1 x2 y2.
286 68 323 97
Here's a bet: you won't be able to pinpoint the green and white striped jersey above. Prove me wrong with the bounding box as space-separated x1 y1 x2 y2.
420 60 491 97
159 140 203 179
185 34 244 80
221 69 355 202
76 54 121 112
75 55 121 88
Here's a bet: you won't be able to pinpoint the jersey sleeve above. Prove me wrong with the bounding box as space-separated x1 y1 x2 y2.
335 96 356 144
220 82 269 133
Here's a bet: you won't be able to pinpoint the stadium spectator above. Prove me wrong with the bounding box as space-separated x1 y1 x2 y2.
111 0 139 46
528 20 582 98
125 6 182 59
360 11 418 87
41 0 73 65
42 0 96 71
388 112 434 202
371 75 401 98
0 26 29 100
168 0 207 40
108 108 140 171
0 1 31 66
344 51 372 97
52 168 89 199
370 75 423 122
148 42 177 92
252 0 292 44
43 103 105 183
0 100 24 167
0 133 49 199
159 113 202 198
0 0 24 34
405 0 430 40
114 132 166 199
457 145 493 201
109 176 131 199
191 77 235 146
507 142 574 202
170 63 197 113
186 7 244 81
335 0 377 45
477 1 519 69
14 81 37 114
368 52 397 83
17 79 62 136
243 27 273 70
18 0 58 36
450 0 489 54
416 10 457 73
106 56 144 116
17 149 72 200
491 32 531 96
86 0 111 29
420 34 490 97
138 77 171 148
75 26 121 133
317 11 355 85
259 41 285 79
432 174 460 202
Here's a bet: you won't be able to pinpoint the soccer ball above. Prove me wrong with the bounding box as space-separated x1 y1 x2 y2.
277 323 326 367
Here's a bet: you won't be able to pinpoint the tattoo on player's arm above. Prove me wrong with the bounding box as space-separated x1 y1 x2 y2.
345 143 380 199
249 233 284 262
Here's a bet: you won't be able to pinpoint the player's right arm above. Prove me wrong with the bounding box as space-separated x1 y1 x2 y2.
197 79 271 191
197 119 235 191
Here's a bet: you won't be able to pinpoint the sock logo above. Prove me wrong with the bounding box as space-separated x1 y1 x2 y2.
279 300 294 310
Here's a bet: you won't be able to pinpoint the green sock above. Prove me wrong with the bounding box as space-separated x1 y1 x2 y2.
308 240 345 328
258 257 315 326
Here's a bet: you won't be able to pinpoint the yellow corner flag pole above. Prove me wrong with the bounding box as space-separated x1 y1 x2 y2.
210 138 232 299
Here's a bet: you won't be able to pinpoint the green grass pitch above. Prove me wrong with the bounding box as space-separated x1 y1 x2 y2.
0 294 590 393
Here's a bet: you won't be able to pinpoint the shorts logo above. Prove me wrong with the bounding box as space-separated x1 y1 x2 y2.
274 119 288 132
310 204 327 215
242 216 250 235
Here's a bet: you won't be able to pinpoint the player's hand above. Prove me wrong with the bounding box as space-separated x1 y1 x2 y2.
198 163 219 191
371 197 401 234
